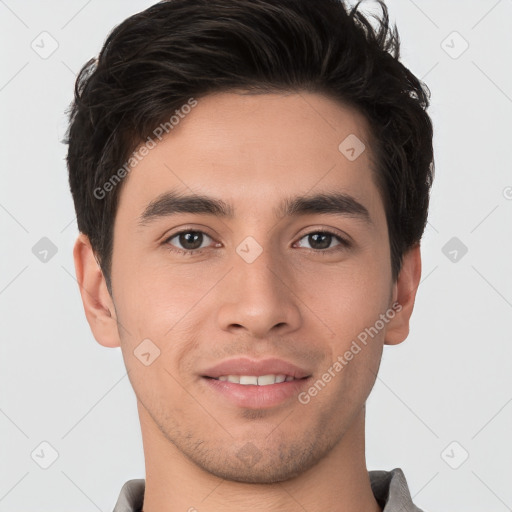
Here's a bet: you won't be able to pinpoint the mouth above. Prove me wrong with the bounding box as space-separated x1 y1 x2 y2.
203 374 309 385
200 357 312 408
201 374 312 409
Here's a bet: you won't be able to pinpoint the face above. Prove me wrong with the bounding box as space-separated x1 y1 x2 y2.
109 91 396 483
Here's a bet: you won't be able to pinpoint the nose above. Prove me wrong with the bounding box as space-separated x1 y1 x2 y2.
216 244 302 339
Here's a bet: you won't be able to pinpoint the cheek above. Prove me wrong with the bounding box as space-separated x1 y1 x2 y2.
295 259 390 404
112 241 213 328
297 252 392 340
112 266 207 410
311 269 388 404
111 258 218 377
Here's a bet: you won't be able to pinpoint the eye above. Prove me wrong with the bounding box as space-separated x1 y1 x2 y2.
165 230 215 253
295 231 349 251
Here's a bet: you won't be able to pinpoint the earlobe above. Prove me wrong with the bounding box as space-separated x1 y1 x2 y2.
384 243 422 346
73 233 121 348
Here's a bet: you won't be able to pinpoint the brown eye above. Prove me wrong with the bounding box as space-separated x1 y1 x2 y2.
166 231 212 252
296 231 348 251
307 232 332 249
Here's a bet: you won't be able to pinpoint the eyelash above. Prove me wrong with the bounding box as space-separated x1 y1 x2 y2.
163 229 351 256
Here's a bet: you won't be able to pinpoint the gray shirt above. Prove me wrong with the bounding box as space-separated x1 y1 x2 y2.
112 467 425 511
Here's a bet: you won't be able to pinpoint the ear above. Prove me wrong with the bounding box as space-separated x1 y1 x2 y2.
73 233 121 348
384 243 422 346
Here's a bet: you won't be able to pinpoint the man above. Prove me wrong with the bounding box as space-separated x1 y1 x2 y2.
66 0 434 510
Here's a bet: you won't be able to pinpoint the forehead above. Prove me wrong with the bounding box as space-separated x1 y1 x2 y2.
115 91 385 225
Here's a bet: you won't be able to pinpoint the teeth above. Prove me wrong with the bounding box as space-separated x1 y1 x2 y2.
216 374 293 385
257 374 277 385
240 376 258 385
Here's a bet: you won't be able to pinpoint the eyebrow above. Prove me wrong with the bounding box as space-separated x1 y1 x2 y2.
137 190 372 225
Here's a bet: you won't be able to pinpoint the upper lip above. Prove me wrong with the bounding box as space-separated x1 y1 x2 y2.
201 358 311 379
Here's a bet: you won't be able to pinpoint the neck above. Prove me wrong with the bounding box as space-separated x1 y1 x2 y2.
138 401 381 512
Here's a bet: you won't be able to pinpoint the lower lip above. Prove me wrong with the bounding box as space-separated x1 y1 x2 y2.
202 377 311 409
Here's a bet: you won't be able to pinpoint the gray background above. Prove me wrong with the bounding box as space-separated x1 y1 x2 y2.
1 0 511 510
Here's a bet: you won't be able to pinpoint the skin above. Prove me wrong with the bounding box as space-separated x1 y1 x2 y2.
74 91 421 512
